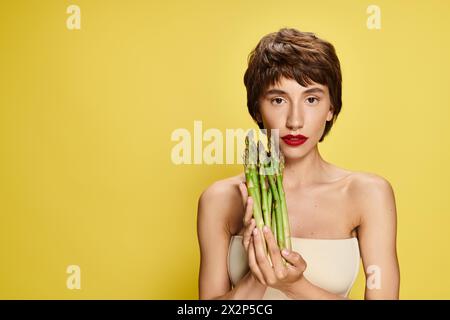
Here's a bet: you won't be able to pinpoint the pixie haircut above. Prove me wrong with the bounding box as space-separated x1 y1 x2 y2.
243 28 342 142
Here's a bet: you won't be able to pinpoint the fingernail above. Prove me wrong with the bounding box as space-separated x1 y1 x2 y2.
282 249 289 256
263 225 269 233
253 228 258 236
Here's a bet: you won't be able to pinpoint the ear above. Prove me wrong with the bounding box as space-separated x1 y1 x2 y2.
255 111 263 124
326 105 334 122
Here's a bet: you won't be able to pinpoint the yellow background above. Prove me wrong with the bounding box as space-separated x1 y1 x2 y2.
1 0 449 299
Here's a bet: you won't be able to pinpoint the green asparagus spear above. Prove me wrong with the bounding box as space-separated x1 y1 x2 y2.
244 135 264 230
271 205 277 242
244 133 267 256
258 141 271 228
268 174 285 250
276 152 291 251
267 183 273 224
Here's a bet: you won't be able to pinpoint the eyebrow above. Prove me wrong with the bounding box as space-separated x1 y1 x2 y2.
264 87 326 96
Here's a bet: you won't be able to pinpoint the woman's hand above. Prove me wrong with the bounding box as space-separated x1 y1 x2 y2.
249 224 307 292
239 181 307 291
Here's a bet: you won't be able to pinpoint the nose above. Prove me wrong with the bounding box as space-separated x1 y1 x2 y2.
286 103 303 131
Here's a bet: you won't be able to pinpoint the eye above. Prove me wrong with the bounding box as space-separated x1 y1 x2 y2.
271 97 286 106
306 97 320 105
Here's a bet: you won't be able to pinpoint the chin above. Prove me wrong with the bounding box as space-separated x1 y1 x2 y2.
279 138 315 159
280 145 307 160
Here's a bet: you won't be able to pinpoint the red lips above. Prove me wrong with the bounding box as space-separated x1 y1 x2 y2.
281 134 308 146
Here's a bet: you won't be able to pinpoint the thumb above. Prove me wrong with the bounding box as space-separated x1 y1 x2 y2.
281 249 306 270
238 182 248 207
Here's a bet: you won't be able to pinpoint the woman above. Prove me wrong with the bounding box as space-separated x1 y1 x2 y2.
197 28 399 299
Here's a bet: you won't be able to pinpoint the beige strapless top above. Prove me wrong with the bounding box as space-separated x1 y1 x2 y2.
227 235 360 299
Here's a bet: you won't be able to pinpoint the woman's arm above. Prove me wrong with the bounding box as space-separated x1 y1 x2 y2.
197 181 267 299
213 270 267 300
356 175 400 299
284 277 348 300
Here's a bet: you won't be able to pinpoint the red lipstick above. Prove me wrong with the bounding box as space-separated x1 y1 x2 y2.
281 134 308 146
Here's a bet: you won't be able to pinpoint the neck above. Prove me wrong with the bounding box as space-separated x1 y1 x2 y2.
282 145 331 189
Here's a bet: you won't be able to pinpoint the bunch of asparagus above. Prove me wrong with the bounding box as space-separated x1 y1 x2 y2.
243 132 292 264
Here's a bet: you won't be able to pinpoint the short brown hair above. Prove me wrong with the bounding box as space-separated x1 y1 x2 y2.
243 28 342 142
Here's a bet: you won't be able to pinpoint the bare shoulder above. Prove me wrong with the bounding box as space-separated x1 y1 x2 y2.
348 171 395 197
351 171 391 191
347 171 397 221
197 173 246 234
198 173 245 209
198 173 245 202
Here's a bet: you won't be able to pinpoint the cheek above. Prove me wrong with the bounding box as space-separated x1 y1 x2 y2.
304 109 329 135
260 106 283 128
304 108 324 123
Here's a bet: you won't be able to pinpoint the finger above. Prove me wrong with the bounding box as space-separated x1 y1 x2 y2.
238 182 248 208
248 236 266 285
262 225 286 279
281 249 307 272
252 227 276 284
243 196 254 226
242 218 255 252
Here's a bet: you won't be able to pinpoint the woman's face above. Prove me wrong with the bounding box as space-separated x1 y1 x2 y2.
257 76 334 160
